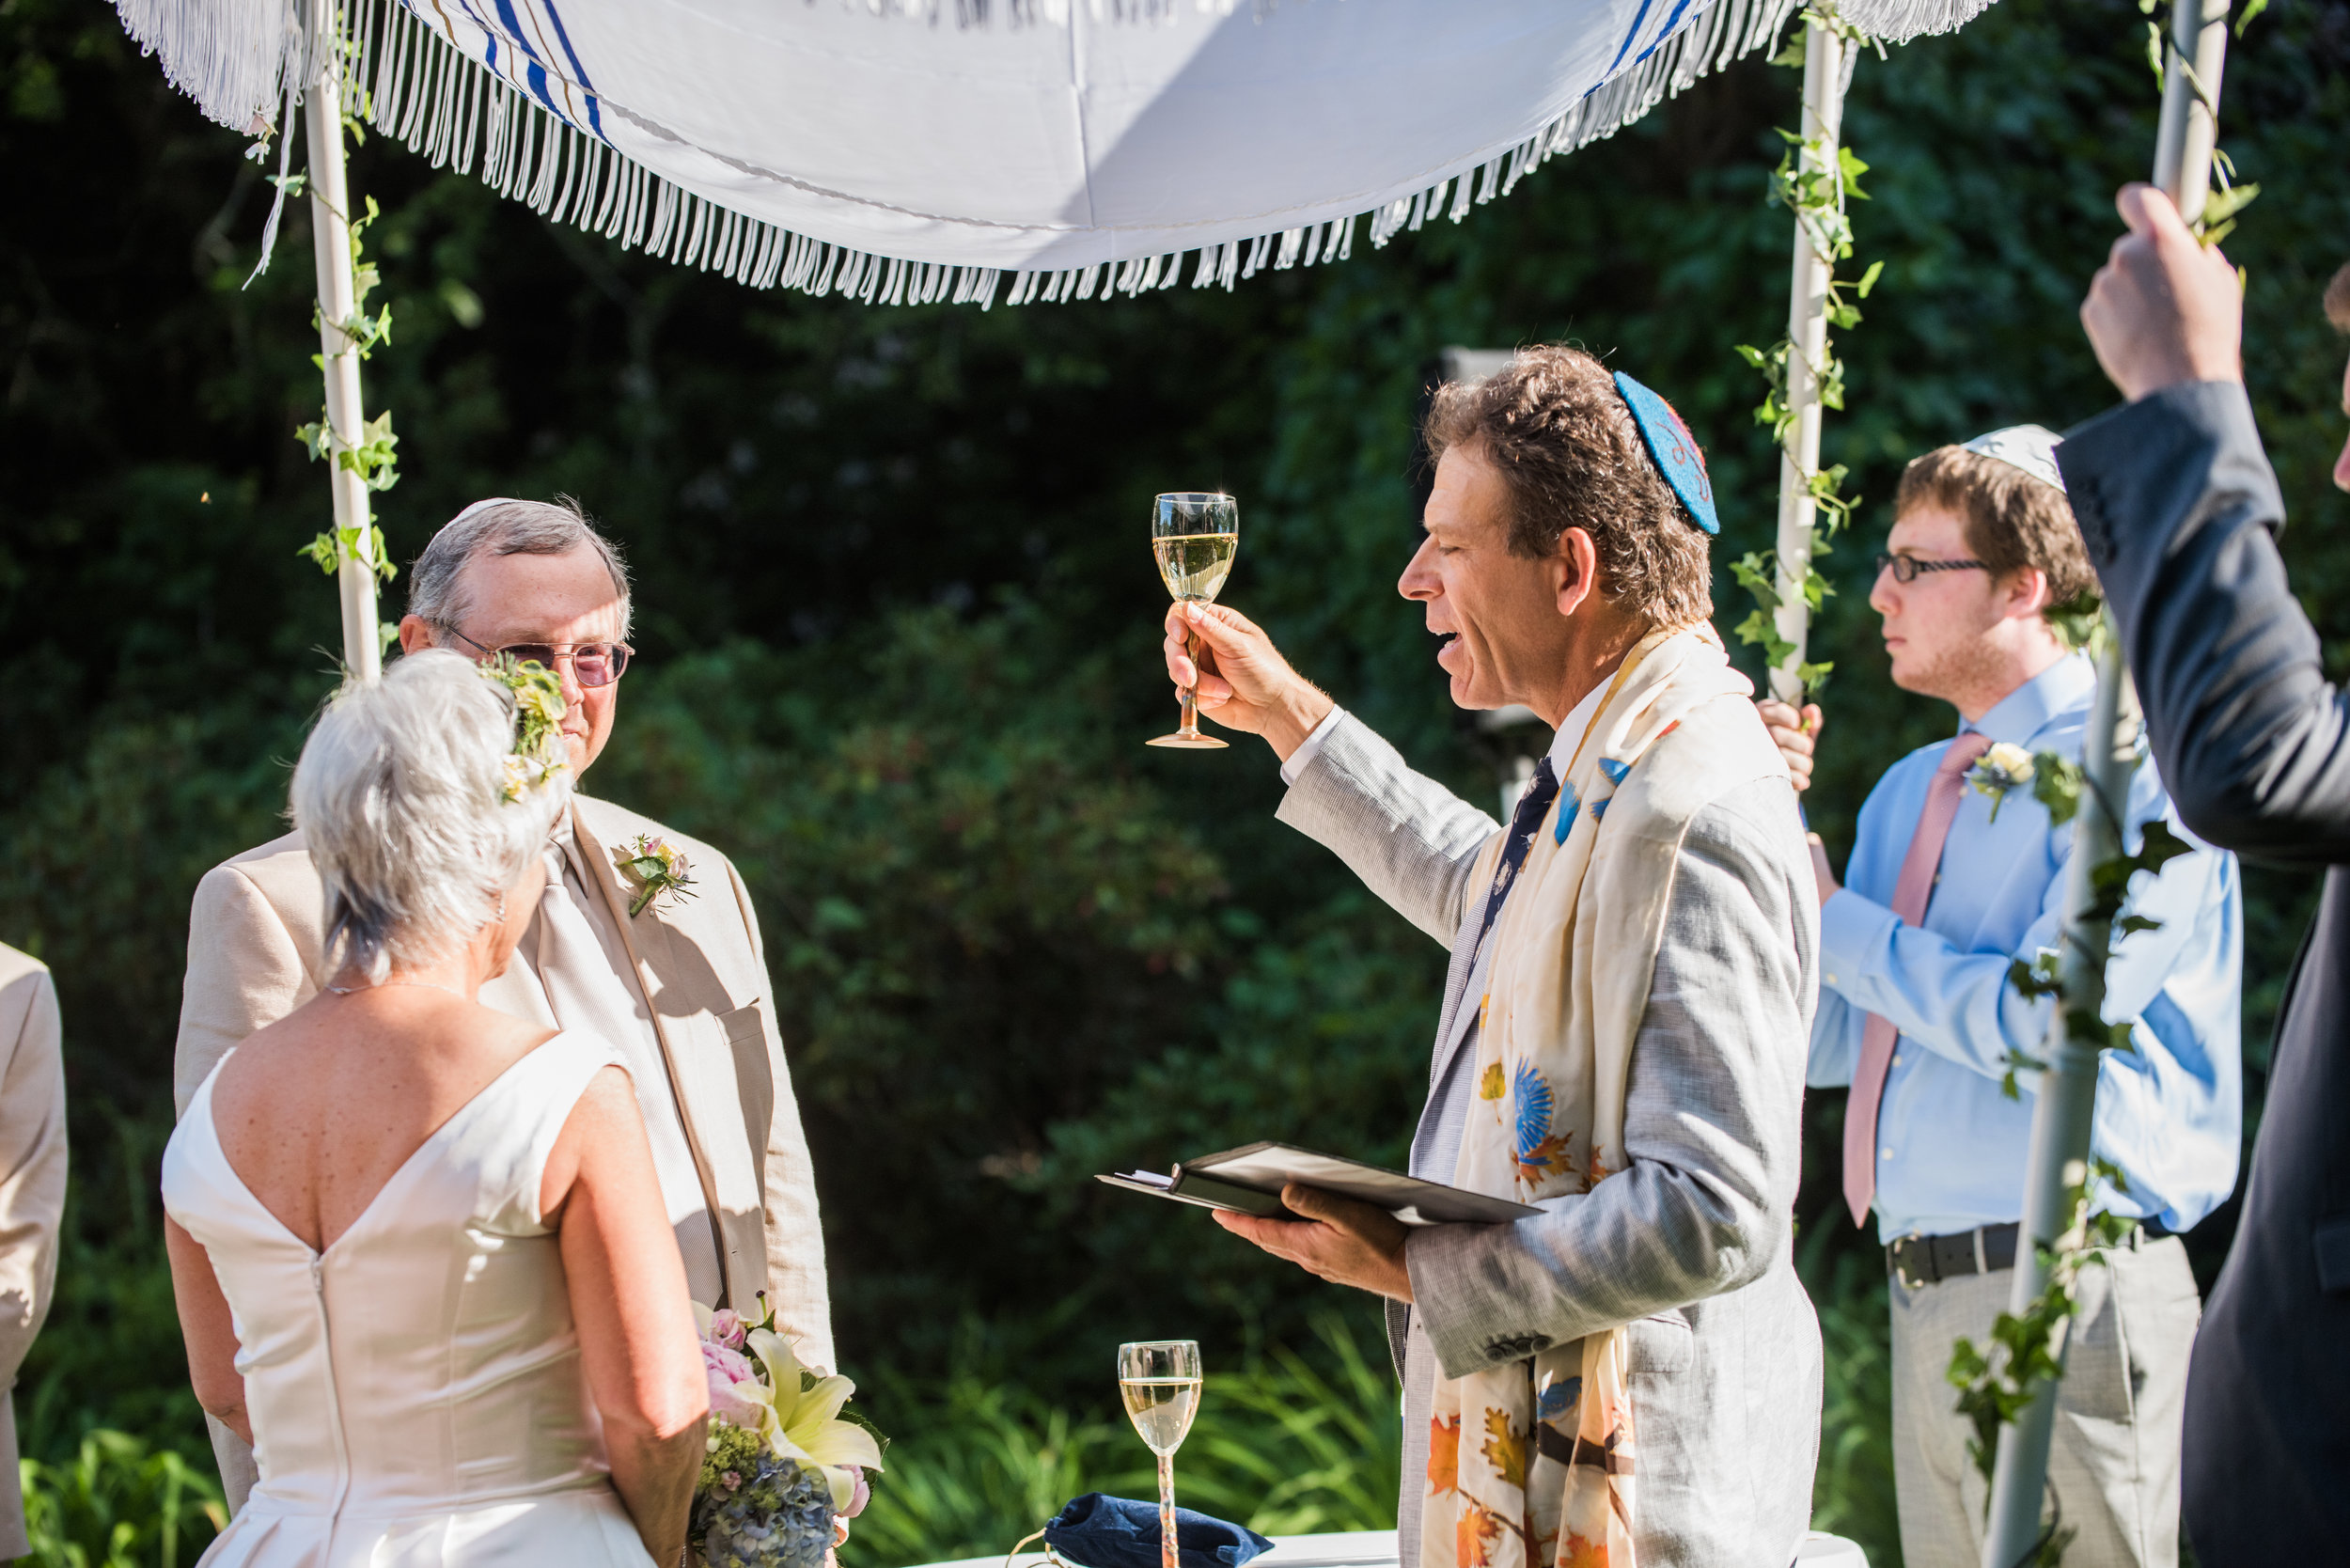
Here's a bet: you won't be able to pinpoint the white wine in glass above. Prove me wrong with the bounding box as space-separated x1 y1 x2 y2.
1118 1340 1203 1568
1149 493 1238 749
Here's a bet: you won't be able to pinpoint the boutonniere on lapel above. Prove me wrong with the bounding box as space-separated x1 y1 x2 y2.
1964 741 2039 823
614 835 698 918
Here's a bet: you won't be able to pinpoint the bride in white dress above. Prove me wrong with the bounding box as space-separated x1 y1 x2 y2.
163 650 709 1568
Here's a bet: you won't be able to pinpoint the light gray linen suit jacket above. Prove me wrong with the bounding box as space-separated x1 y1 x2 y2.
1277 713 1823 1568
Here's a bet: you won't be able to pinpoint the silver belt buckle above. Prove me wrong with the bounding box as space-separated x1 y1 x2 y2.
1893 1232 1928 1292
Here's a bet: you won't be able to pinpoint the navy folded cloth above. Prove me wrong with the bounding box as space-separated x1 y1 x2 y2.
1043 1494 1274 1568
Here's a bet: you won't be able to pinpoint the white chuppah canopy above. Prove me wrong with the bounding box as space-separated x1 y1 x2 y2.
117 0 1987 308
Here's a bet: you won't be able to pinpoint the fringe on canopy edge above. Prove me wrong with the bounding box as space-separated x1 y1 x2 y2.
118 0 2003 310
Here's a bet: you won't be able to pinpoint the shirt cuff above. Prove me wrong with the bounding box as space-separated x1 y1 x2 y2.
1278 705 1349 787
1817 886 1898 997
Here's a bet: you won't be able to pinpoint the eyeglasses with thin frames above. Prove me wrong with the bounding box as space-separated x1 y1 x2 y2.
1872 552 1991 585
438 624 634 687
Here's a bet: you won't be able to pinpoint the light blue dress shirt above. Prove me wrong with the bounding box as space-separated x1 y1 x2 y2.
1809 653 2243 1243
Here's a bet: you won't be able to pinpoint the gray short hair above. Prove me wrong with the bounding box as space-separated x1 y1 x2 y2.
408 497 633 637
292 650 572 981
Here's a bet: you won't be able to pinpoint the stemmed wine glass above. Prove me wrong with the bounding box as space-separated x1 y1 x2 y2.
1118 1340 1203 1568
1148 493 1238 749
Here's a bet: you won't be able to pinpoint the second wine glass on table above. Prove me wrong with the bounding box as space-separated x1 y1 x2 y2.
1149 493 1238 749
1118 1340 1203 1568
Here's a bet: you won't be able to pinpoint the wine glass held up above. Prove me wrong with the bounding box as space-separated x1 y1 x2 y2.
1148 493 1238 749
1118 1340 1203 1568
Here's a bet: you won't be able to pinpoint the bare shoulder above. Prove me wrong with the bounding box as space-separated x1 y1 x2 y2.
219 994 557 1106
541 1063 646 1218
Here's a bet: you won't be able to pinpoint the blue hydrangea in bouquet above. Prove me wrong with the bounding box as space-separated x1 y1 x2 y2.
693 1298 885 1568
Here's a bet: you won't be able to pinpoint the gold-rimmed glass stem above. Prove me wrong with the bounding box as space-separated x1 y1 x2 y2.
1118 1340 1201 1568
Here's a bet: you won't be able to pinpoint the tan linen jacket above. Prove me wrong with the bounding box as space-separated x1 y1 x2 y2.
0 944 68 1560
176 795 832 1508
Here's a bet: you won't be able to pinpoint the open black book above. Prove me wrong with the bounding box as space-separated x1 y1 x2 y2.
1096 1140 1542 1227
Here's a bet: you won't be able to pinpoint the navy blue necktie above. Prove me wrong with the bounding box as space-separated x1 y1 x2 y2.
1473 755 1561 949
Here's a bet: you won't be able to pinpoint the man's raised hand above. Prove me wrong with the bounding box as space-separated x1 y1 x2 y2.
2080 183 2243 402
1757 698 1822 794
1161 602 1336 761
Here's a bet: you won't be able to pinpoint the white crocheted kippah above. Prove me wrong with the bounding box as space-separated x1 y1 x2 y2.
1962 424 2066 494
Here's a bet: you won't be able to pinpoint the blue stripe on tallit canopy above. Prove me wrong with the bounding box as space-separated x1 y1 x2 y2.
1633 0 1700 65
1605 0 1657 74
494 0 547 63
540 1 607 138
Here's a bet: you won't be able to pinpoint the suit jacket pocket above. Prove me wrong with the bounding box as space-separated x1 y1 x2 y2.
1628 1309 1694 1376
719 1002 775 1204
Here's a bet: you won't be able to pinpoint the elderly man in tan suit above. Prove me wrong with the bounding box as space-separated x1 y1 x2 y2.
0 942 67 1560
178 499 830 1511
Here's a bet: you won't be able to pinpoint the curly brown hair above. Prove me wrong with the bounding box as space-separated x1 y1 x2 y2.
1895 446 2096 616
1422 344 1713 627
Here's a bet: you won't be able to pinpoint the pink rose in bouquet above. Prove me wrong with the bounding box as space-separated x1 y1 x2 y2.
707 1308 750 1351
703 1341 769 1431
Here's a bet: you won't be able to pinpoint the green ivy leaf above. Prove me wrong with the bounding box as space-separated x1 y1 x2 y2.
1731 551 1783 613
2031 752 2085 826
1733 608 1795 668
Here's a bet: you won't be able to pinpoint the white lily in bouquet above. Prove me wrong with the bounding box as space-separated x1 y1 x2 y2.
693 1299 885 1568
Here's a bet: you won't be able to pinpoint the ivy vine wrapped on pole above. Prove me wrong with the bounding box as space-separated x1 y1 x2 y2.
268 11 400 679
1733 1 1879 702
1958 1 2244 1561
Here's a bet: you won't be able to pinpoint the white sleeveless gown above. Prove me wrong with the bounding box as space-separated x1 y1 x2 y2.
164 1032 660 1568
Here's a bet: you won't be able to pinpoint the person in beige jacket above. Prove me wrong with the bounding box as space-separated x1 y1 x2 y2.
177 499 829 1512
0 942 68 1560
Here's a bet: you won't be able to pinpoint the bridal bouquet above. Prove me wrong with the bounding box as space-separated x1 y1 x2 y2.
692 1299 884 1568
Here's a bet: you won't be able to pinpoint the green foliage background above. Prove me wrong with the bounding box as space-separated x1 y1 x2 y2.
3 0 2346 1564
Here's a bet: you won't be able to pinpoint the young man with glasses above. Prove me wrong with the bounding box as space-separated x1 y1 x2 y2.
176 498 832 1513
1763 430 2242 1568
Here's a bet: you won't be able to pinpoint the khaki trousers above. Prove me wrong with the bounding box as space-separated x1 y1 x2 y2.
1888 1232 2201 1568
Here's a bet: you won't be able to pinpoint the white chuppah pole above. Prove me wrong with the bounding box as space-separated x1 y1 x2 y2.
1976 3 2229 1562
1765 15 1850 703
303 33 384 680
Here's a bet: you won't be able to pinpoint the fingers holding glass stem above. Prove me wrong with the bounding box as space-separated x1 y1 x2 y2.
1160 602 1337 761
1149 492 1237 749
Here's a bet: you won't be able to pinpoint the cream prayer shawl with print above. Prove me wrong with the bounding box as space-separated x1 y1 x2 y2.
1421 623 1789 1568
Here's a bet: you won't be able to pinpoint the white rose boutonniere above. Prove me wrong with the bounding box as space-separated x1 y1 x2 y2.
1966 741 2038 823
615 834 697 917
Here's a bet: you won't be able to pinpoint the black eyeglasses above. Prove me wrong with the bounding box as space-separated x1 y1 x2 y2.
439 625 634 687
1873 552 1991 585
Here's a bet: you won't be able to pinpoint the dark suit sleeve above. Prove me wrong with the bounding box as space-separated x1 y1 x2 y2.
2059 381 2350 863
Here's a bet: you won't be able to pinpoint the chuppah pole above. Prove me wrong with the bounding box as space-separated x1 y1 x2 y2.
1977 5 2228 1562
1764 14 1849 703
303 33 384 681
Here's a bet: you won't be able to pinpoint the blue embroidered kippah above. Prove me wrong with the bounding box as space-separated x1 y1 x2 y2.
1612 371 1718 536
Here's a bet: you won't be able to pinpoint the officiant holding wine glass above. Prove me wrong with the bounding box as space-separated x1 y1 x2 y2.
1161 347 1823 1568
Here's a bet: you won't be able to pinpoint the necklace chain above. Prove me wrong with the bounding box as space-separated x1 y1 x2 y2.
325 979 467 999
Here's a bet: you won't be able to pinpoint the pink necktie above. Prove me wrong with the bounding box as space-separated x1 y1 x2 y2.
1842 729 1993 1227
